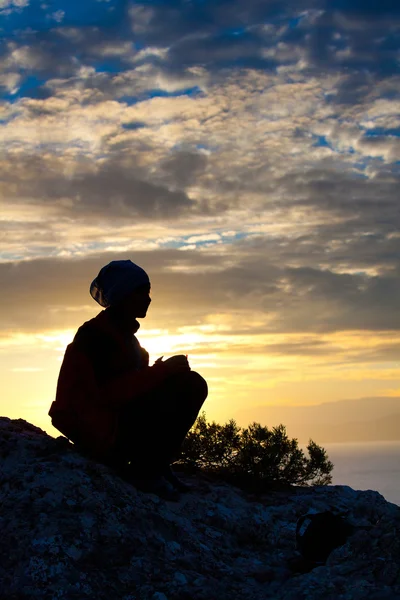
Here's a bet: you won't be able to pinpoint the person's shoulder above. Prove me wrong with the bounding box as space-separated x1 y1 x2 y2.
73 313 109 350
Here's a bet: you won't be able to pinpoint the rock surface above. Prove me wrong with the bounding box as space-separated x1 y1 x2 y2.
1 416 400 600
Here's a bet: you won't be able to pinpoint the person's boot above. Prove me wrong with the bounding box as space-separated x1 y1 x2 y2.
125 463 181 501
163 465 192 492
132 475 181 501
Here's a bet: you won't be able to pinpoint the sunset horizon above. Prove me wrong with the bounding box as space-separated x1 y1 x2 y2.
1 0 399 446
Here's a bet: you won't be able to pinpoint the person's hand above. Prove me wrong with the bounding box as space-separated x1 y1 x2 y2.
162 354 190 374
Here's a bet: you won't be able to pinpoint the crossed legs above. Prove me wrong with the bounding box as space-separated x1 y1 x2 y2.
110 370 208 477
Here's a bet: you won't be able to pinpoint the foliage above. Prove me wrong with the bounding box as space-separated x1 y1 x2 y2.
177 413 333 490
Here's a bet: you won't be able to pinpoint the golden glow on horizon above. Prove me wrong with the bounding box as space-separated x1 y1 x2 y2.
1 323 399 442
1 327 399 364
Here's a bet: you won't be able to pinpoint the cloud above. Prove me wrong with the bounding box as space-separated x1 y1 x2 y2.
186 234 221 244
0 0 399 352
159 150 208 189
1 238 399 338
0 71 21 93
0 67 398 291
0 150 198 228
0 0 29 11
0 0 397 104
50 10 65 24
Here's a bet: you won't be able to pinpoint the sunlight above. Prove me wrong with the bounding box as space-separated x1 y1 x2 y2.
37 331 76 354
139 330 209 362
0 330 75 351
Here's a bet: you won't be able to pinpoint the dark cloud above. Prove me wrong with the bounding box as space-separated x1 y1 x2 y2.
276 165 400 231
1 0 398 104
0 153 195 220
329 0 400 17
158 150 208 189
0 18 135 99
279 265 400 332
1 240 399 337
127 0 400 79
58 161 195 219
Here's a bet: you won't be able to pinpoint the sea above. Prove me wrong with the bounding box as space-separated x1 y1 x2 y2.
322 441 400 507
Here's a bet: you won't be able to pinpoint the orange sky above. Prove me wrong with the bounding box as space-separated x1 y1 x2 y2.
1 0 400 444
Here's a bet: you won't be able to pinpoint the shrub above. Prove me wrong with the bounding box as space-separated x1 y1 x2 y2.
177 413 333 490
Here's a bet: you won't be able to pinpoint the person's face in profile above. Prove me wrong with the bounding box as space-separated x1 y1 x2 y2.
121 283 152 319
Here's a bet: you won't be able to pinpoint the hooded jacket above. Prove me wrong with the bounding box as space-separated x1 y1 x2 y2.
48 309 167 461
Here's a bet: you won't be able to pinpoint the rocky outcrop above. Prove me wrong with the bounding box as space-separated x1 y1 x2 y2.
1 416 400 600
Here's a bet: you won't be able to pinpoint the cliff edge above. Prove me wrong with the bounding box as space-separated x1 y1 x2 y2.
1 417 400 600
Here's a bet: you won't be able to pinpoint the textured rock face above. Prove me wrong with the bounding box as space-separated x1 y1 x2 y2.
1 417 400 600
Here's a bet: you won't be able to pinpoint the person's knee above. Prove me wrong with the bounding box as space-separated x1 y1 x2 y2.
180 370 208 401
166 370 208 405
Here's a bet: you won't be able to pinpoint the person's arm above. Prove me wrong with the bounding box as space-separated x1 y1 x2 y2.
74 325 190 410
98 361 169 410
98 354 191 410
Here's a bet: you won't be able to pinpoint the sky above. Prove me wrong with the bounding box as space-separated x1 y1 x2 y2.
0 0 399 443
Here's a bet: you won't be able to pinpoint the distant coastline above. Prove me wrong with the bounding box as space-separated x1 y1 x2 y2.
306 413 400 444
235 396 400 444
323 440 400 506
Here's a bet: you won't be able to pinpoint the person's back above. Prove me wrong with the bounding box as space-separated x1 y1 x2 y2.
49 259 208 499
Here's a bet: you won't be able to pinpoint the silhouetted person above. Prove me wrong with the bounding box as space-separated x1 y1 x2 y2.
49 260 208 499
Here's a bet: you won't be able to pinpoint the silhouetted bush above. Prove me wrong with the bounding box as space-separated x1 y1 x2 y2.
177 413 333 490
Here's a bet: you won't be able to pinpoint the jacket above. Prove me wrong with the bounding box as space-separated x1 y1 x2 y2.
48 309 168 461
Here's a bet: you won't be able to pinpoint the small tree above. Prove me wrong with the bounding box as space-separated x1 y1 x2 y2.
178 413 333 490
179 413 242 471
